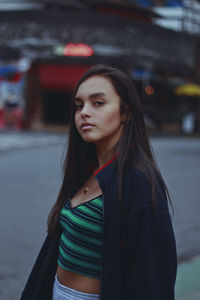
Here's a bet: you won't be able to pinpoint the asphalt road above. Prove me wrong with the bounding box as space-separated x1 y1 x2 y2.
0 131 200 300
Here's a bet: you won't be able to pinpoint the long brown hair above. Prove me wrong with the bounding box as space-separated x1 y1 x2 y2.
47 64 172 235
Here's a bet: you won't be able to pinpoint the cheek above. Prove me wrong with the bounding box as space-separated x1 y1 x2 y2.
101 107 121 126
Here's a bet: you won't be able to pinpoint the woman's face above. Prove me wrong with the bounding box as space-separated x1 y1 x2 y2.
74 75 125 147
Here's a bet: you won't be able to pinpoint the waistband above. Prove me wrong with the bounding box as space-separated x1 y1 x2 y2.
54 274 100 300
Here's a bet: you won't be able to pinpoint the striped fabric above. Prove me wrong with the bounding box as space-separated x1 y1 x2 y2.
58 194 103 279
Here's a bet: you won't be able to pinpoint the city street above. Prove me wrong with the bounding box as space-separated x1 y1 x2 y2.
0 130 200 300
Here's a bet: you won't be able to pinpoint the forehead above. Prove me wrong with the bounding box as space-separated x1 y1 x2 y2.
75 75 117 97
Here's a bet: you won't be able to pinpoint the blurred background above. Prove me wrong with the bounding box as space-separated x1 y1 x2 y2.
0 0 200 299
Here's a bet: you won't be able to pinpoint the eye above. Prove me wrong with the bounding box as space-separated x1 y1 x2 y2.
94 100 104 106
74 103 83 110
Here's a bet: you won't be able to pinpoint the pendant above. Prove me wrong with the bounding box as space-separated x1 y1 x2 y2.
83 187 89 194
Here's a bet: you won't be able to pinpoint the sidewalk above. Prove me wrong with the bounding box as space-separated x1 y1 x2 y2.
175 255 200 300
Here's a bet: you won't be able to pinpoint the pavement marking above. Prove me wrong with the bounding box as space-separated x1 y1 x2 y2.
0 132 67 152
175 256 200 300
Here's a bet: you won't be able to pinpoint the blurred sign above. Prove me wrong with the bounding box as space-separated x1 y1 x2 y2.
54 43 94 57
174 83 200 97
131 69 155 80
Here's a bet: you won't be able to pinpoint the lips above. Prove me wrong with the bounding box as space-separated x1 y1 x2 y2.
81 122 94 130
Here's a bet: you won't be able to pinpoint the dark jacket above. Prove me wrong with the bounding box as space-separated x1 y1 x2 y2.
21 161 177 300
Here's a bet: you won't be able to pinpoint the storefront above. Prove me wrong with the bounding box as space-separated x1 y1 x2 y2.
1 4 199 132
0 65 25 129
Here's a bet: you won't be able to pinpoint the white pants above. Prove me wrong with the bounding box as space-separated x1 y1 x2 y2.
52 274 100 300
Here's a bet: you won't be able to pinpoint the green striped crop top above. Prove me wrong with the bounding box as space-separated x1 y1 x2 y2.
58 194 103 279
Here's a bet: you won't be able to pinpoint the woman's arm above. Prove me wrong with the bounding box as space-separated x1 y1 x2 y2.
127 206 177 300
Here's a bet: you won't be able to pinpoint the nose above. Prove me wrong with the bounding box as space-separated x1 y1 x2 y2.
80 103 91 118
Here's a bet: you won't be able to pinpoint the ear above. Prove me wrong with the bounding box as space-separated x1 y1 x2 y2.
121 104 131 123
121 113 126 123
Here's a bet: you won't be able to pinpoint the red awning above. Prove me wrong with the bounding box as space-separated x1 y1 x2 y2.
37 64 91 91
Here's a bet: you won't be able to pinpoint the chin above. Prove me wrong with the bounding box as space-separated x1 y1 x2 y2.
81 135 98 143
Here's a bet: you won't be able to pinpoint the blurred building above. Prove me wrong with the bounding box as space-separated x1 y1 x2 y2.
130 0 200 133
0 0 200 132
131 0 200 35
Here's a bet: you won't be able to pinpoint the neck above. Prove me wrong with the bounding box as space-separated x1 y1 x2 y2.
94 126 123 170
95 140 118 169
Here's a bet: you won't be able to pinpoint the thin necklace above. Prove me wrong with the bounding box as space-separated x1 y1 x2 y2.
83 186 89 194
82 168 98 194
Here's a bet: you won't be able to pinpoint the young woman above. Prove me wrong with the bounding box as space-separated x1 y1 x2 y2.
21 65 177 300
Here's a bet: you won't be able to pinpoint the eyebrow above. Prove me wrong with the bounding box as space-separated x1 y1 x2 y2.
74 92 106 102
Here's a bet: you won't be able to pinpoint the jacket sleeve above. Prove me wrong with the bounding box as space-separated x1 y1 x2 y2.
124 170 177 300
20 234 59 300
126 205 177 300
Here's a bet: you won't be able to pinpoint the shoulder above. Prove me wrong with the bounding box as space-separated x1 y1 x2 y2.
124 168 149 183
123 168 169 212
122 167 150 191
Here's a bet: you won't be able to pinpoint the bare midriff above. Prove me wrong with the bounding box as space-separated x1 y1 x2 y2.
56 265 101 294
